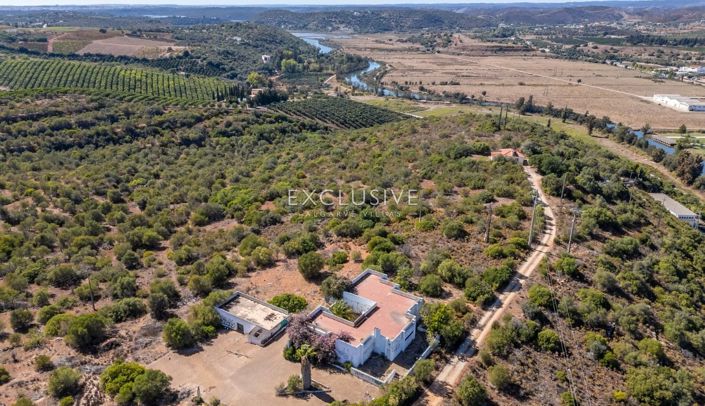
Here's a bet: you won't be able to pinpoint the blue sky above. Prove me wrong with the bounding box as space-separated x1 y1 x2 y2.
0 0 610 5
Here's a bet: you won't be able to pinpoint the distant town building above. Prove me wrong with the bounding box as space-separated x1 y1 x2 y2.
490 148 527 165
677 66 705 76
215 292 290 346
309 269 423 367
649 193 699 228
652 94 705 112
261 54 271 64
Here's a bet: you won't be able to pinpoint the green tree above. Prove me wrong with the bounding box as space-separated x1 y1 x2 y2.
455 375 488 406
162 318 195 350
246 71 266 87
297 252 324 280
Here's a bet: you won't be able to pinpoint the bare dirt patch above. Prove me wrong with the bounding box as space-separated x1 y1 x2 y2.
150 331 381 405
77 36 185 58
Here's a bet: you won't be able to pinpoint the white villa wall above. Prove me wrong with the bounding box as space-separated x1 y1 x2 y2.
215 307 257 334
342 291 376 314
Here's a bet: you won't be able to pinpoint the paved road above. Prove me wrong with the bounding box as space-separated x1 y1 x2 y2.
421 166 558 405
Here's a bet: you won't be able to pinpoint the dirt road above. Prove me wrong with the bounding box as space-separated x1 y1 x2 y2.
420 166 557 405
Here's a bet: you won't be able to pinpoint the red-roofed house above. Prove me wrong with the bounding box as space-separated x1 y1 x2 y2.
490 148 527 165
309 270 423 367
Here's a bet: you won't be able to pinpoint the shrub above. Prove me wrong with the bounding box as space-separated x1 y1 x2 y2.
251 246 275 268
537 328 561 352
320 275 349 299
269 294 308 313
148 293 171 320
12 396 34 406
419 274 443 297
286 374 303 393
438 259 468 287
47 265 82 288
528 284 553 308
48 367 81 398
10 308 33 332
45 314 74 337
162 318 195 350
488 365 512 392
482 263 514 291
554 254 579 278
100 360 146 396
65 314 108 350
35 354 54 372
330 300 356 321
100 298 146 323
413 359 435 384
297 252 324 280
0 366 10 384
327 250 349 267
455 375 487 406
560 391 577 406
464 275 495 307
442 221 467 240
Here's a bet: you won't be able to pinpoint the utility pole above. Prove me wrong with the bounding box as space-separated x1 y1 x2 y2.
528 193 539 249
88 277 96 311
567 209 578 254
485 204 493 243
559 173 567 211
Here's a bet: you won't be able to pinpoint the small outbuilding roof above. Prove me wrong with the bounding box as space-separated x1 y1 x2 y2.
649 193 697 217
218 292 289 331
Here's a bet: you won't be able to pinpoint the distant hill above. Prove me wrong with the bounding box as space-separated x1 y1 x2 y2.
252 9 493 33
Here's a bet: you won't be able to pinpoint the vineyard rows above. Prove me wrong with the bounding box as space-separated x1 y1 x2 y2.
270 97 407 129
0 58 239 102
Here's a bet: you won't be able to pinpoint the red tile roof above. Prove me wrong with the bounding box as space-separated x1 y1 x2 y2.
312 273 419 343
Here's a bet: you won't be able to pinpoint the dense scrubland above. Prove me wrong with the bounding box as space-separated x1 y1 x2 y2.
1 83 705 404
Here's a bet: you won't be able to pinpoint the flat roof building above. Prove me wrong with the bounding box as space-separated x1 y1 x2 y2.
650 193 699 228
215 292 290 346
653 94 705 112
309 269 423 367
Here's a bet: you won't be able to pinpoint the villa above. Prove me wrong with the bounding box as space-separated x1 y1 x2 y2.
308 269 423 367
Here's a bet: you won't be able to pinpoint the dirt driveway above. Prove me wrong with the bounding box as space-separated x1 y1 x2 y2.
150 330 381 405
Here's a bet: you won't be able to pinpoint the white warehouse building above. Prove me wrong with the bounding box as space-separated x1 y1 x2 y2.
650 193 700 228
652 94 705 112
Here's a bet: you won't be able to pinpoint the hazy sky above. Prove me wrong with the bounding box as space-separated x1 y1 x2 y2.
0 0 608 6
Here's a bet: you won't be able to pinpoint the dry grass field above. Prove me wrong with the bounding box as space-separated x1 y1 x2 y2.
77 36 185 58
334 35 705 129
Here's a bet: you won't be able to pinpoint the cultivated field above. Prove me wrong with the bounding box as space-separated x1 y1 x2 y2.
334 35 705 129
77 36 185 58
